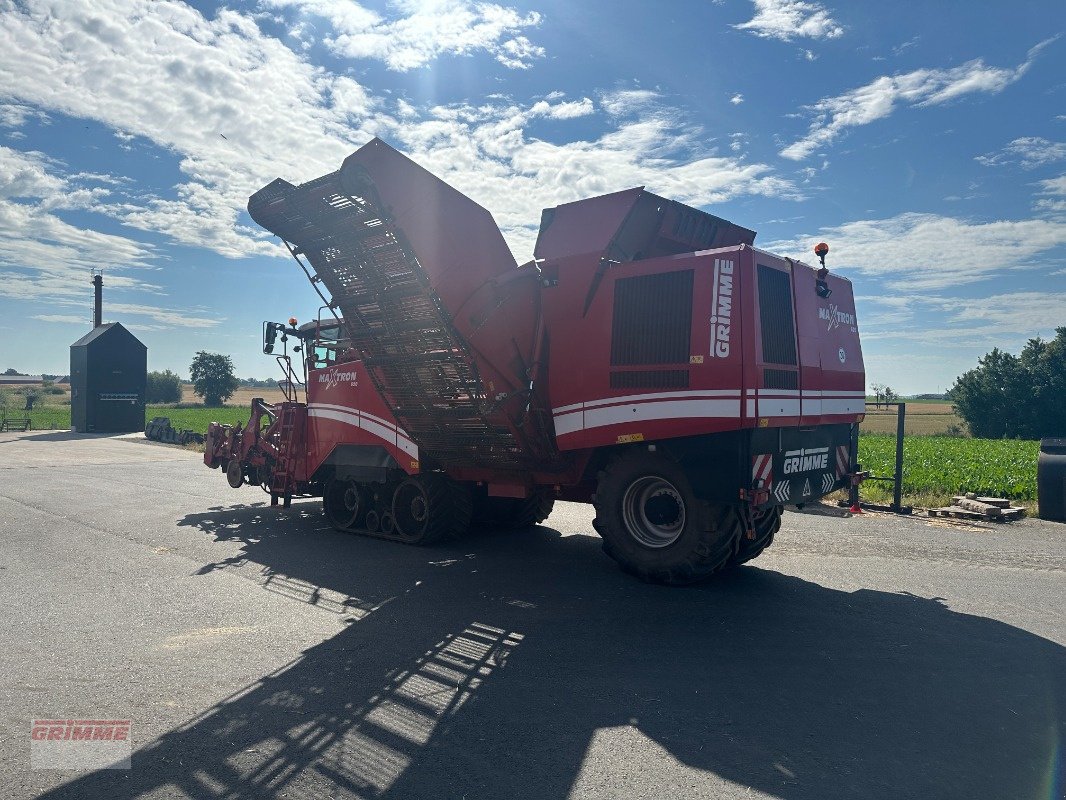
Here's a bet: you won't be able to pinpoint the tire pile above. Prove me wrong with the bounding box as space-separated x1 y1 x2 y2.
145 416 205 446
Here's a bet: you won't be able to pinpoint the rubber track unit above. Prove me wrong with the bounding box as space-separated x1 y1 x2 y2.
592 452 743 585
392 473 473 545
324 474 472 545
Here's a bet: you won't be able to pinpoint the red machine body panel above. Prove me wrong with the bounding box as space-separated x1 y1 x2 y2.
301 359 421 479
540 245 863 452
746 248 865 428
534 188 756 263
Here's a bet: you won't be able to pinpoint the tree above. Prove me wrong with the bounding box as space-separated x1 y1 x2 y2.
189 352 239 407
869 383 896 409
951 328 1066 439
3 368 18 376
147 370 183 404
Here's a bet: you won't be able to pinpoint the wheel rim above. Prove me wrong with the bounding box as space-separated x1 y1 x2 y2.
621 476 686 548
226 459 244 488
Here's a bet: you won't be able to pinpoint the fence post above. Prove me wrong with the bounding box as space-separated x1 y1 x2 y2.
893 402 906 513
848 421 860 508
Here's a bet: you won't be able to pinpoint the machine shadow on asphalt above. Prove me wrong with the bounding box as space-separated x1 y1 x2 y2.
40 500 1064 800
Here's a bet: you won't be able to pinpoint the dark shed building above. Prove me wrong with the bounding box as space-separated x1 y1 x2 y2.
70 323 147 433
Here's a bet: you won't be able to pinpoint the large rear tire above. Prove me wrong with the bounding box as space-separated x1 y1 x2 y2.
725 506 782 568
473 492 555 530
392 474 472 545
593 452 742 585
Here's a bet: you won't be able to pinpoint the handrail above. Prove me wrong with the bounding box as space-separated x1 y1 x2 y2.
275 355 305 403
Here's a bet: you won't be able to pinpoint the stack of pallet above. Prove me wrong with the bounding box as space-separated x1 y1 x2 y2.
928 493 1026 522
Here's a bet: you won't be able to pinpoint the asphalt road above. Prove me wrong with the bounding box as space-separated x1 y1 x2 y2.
1 431 1063 800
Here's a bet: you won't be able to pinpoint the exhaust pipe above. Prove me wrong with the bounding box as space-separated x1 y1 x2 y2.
92 273 103 328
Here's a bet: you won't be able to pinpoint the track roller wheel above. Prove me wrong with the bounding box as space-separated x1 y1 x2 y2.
380 511 396 535
725 506 782 568
392 474 472 545
323 477 365 532
593 451 742 585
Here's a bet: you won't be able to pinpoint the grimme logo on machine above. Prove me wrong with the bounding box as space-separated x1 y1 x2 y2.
710 258 734 358
318 369 358 390
782 446 830 474
819 304 855 331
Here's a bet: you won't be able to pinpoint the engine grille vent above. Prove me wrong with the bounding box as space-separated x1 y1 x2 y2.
610 370 690 389
763 369 799 390
757 265 798 366
611 270 693 366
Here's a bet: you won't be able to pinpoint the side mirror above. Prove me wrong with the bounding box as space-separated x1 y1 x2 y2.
263 321 280 354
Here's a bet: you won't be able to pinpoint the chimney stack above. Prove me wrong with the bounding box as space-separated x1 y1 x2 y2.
92 273 103 328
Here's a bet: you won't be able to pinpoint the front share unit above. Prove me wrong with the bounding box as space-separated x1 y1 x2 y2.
204 139 866 584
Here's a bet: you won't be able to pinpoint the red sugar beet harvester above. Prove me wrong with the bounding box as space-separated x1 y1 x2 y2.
204 139 866 584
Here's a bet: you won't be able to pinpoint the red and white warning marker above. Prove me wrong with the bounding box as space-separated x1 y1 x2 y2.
752 453 773 488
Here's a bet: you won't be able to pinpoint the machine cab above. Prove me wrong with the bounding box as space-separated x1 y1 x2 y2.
299 318 353 371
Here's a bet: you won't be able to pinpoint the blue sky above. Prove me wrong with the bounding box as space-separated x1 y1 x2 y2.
1 0 1064 394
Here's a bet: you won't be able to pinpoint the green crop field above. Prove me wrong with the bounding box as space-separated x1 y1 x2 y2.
857 434 1038 505
5 405 252 432
146 406 252 430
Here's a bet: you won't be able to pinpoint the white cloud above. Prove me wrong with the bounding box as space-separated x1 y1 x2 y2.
859 291 1066 342
0 102 49 128
600 89 660 117
261 0 544 71
33 302 217 328
1035 173 1066 213
0 0 384 261
734 0 843 42
781 38 1056 161
892 36 920 57
762 211 1066 290
393 101 801 258
32 314 87 324
976 137 1066 169
942 292 1066 335
730 93 744 105
0 146 158 301
1038 175 1066 195
106 301 219 328
0 146 65 199
0 2 798 270
528 97 594 119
